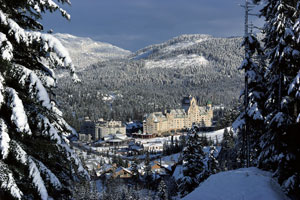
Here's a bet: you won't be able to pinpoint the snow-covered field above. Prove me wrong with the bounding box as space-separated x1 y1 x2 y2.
145 54 208 69
200 127 235 143
182 167 290 200
161 38 209 53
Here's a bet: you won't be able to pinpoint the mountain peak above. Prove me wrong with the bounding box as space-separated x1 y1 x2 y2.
54 33 131 70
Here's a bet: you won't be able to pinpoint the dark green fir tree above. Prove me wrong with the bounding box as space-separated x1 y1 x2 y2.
178 126 207 197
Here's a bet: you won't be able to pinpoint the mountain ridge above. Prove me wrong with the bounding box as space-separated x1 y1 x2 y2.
54 33 131 70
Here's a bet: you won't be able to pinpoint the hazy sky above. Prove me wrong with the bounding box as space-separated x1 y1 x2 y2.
43 0 263 51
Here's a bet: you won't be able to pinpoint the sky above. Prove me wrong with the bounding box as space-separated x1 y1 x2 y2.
43 0 263 51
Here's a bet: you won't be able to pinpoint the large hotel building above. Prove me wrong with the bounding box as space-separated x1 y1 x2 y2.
143 96 213 136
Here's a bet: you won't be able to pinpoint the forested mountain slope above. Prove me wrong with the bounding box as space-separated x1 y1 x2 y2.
55 34 244 130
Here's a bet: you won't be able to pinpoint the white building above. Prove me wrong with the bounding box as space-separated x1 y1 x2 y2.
79 118 126 142
94 118 126 140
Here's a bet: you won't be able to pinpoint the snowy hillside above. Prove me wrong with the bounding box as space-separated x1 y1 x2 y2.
131 34 221 69
201 127 235 143
145 54 208 69
54 33 131 70
131 34 211 60
182 167 289 200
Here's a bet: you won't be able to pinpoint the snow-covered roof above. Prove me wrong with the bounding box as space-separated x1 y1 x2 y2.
172 164 184 181
103 133 128 142
143 143 163 148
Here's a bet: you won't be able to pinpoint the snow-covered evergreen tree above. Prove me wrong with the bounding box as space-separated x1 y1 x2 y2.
0 0 88 199
178 126 207 197
157 179 168 200
207 145 219 175
233 0 266 168
251 0 300 197
72 180 100 200
218 128 236 170
131 156 140 190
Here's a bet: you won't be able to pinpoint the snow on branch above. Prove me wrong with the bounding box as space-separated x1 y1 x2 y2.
59 143 89 178
0 119 10 159
232 112 246 131
6 88 32 135
9 64 65 117
10 140 28 165
247 102 264 120
28 156 49 200
270 112 286 128
36 62 57 88
34 159 62 190
0 32 13 61
0 75 4 107
288 71 300 98
0 10 77 77
0 161 23 200
27 0 71 20
13 64 52 110
39 33 74 69
37 114 62 143
53 117 77 137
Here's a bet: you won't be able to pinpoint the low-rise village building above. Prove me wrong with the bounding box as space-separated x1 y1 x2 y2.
143 142 164 152
112 167 133 179
143 96 213 136
103 133 129 146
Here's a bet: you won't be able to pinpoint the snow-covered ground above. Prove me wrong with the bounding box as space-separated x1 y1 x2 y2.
144 54 208 69
161 38 209 53
182 167 290 200
135 134 182 146
131 34 214 69
132 34 212 61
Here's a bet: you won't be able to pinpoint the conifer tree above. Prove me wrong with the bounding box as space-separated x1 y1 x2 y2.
131 157 139 190
0 0 88 199
178 126 207 197
144 152 152 187
207 145 219 175
233 0 266 167
249 0 300 197
218 128 236 170
157 179 168 200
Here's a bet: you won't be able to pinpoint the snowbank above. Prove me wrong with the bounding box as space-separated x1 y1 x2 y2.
182 167 289 200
